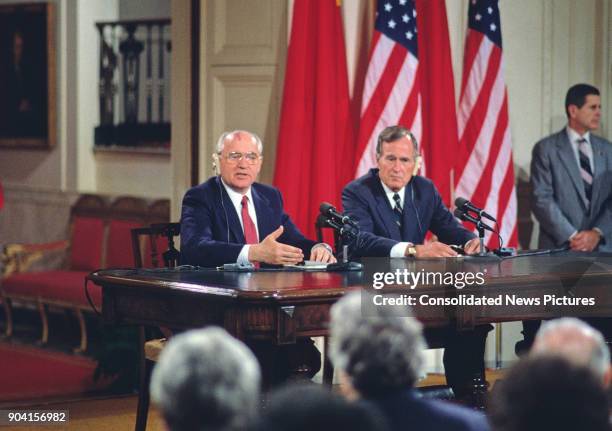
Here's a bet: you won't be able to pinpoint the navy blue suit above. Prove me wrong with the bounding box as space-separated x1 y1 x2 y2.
343 169 489 399
366 390 490 431
342 169 475 257
181 176 316 267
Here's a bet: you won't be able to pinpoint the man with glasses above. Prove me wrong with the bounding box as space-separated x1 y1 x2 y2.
180 130 334 383
181 129 335 268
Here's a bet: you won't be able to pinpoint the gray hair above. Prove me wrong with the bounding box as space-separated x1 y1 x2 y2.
532 317 610 381
376 125 419 158
216 130 263 154
329 291 427 398
150 327 261 431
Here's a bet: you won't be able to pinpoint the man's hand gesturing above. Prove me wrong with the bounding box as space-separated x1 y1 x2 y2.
248 226 304 264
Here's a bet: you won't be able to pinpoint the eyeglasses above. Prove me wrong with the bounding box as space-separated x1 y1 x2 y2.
221 151 261 165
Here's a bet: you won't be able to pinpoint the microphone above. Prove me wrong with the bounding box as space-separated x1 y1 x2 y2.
454 208 495 232
319 202 356 226
455 197 497 222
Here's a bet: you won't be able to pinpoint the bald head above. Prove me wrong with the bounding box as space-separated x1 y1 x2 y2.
531 318 610 385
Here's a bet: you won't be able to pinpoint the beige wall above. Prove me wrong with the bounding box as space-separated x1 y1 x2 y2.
0 0 172 198
198 0 287 185
0 0 172 244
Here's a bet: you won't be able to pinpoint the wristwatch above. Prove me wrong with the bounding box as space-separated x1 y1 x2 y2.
406 244 417 257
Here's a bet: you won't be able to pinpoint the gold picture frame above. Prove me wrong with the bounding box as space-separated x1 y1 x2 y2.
0 3 55 149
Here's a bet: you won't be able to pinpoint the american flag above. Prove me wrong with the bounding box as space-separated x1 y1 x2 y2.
454 0 518 248
354 0 423 177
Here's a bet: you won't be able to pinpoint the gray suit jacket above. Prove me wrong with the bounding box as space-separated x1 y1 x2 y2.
531 128 612 251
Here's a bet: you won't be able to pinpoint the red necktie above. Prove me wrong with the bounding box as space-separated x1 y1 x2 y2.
241 195 258 244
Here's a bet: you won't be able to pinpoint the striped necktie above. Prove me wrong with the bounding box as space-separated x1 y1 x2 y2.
577 138 593 204
392 193 403 228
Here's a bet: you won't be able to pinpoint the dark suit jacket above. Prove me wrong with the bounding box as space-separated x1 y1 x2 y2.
366 390 490 431
181 176 316 267
342 169 475 257
531 129 612 251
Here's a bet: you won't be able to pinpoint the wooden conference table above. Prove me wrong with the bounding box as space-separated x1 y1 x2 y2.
88 254 612 343
87 253 612 407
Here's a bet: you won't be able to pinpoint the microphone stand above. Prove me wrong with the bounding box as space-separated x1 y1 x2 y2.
460 213 501 261
476 221 488 257
320 216 362 271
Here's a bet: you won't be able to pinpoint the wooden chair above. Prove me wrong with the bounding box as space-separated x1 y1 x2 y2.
130 222 180 431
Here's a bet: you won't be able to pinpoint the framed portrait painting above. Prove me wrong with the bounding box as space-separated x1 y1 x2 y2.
0 3 55 149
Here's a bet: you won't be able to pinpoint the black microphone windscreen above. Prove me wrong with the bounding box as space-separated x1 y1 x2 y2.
320 202 335 214
455 197 468 208
453 208 466 219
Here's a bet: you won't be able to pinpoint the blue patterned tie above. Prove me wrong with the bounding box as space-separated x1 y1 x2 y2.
392 193 403 228
577 138 593 204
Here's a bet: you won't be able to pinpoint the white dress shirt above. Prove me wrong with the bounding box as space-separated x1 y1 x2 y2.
380 181 413 257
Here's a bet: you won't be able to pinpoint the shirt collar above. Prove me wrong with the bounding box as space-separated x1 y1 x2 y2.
220 178 254 208
380 180 405 204
566 125 591 145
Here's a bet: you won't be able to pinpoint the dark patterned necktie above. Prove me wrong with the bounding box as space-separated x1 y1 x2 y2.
392 193 403 228
577 138 593 204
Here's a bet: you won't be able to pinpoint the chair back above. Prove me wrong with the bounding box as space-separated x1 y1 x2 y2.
131 223 181 268
105 197 148 268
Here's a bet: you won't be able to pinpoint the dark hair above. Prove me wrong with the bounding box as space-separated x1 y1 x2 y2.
376 125 419 158
253 384 389 431
489 356 610 431
565 84 600 118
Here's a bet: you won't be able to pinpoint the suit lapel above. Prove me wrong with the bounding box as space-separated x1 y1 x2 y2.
216 178 246 243
590 137 607 207
251 186 272 241
555 131 588 208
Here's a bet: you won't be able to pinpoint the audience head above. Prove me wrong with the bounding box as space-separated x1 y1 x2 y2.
329 290 426 398
489 356 610 431
531 317 611 386
214 130 263 193
150 327 261 431
565 83 601 133
375 125 420 192
254 384 389 431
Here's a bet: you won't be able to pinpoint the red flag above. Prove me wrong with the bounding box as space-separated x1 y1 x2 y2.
454 0 518 248
273 0 353 240
416 0 458 204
